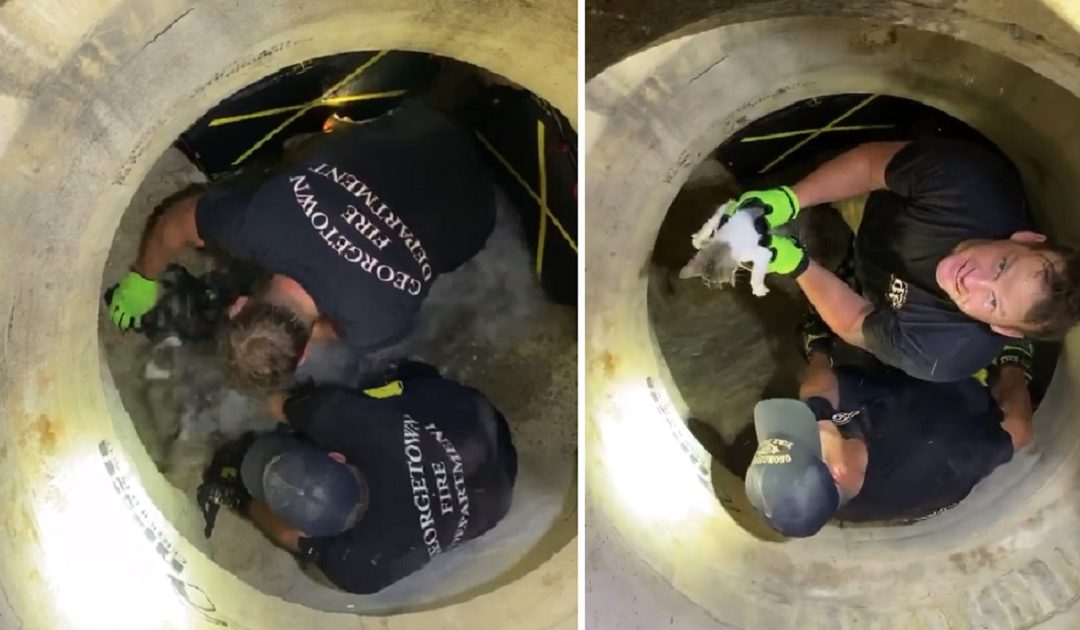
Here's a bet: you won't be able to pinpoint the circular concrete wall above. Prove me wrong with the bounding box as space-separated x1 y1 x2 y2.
586 4 1080 629
0 1 575 629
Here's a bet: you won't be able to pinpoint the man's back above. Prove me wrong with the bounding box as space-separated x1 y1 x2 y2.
829 367 1014 522
195 102 497 351
283 375 516 594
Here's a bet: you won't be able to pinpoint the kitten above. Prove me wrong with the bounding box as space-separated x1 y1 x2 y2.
679 201 773 296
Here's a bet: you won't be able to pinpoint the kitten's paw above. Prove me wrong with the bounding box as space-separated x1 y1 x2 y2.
691 223 716 250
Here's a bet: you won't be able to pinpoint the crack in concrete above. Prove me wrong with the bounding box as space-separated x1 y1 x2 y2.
0 584 23 629
144 8 194 50
689 55 728 84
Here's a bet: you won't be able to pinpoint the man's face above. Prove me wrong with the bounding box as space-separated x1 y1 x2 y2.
934 232 1058 336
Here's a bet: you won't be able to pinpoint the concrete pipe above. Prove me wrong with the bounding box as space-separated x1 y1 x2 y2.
0 1 575 629
586 1 1080 628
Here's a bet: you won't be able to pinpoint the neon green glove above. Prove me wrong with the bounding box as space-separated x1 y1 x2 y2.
108 271 158 330
993 338 1034 382
764 234 809 277
737 186 800 229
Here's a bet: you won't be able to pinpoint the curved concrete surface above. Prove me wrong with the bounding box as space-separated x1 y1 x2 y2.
586 1 1080 628
0 1 575 629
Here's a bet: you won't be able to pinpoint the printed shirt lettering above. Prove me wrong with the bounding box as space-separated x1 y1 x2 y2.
400 413 473 559
290 171 428 297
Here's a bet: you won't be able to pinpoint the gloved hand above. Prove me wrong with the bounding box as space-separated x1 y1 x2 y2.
107 271 158 330
993 338 1034 382
736 186 800 229
197 432 256 537
762 233 809 277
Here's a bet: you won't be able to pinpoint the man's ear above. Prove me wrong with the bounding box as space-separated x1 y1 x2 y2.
991 324 1026 338
328 452 347 464
1010 230 1048 245
227 295 251 319
830 463 847 483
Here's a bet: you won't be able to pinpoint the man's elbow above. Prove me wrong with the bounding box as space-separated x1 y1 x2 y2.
162 193 205 249
836 312 870 349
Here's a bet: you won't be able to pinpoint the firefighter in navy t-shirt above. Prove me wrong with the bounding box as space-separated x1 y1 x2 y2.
743 336 1033 537
106 102 496 390
233 362 517 594
731 138 1080 383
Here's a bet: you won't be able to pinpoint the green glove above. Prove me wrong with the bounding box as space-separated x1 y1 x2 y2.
764 233 809 277
108 271 158 330
993 338 1034 382
737 186 800 229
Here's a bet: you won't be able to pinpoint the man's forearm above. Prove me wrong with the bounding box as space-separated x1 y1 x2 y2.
994 366 1034 450
791 142 906 207
796 260 874 349
133 194 203 279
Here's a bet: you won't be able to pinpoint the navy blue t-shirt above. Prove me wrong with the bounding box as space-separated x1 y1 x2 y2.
855 138 1031 381
806 367 1014 522
284 374 516 595
195 102 496 351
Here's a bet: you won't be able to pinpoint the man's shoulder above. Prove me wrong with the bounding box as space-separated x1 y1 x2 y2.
284 383 398 435
864 300 1004 382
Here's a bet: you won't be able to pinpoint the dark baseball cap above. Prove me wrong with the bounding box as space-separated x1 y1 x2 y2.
241 431 368 537
744 399 841 538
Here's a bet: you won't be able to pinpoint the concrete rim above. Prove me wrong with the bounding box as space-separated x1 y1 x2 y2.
587 5 1080 628
0 1 576 629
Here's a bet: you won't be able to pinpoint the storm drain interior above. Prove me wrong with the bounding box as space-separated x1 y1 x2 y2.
98 50 577 614
648 94 1061 531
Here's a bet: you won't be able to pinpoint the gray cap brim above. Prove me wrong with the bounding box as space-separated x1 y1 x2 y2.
241 431 301 501
753 399 823 453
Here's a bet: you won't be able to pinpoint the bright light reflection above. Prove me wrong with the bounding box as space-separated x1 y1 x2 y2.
34 451 192 630
599 379 717 525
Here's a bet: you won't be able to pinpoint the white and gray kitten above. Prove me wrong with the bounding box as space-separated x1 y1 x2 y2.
679 201 773 296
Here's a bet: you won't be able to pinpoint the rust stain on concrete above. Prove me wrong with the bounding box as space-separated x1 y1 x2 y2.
35 370 53 390
33 414 59 454
599 351 619 378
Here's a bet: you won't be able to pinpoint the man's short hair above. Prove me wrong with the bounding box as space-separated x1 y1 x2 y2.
1025 243 1080 340
225 302 310 392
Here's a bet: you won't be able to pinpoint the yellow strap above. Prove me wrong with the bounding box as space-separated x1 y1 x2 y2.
758 94 880 174
740 123 894 143
475 131 577 254
535 118 549 278
231 50 391 166
363 380 404 399
208 90 408 127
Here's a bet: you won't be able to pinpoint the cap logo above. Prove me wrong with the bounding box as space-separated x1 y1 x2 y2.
831 410 860 425
752 438 793 465
886 274 909 310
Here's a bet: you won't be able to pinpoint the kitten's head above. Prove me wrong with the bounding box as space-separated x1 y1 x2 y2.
679 240 740 287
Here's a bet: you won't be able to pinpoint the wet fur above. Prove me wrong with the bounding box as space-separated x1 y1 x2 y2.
680 202 773 296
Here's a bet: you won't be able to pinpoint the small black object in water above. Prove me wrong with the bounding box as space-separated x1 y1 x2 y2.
102 263 260 342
